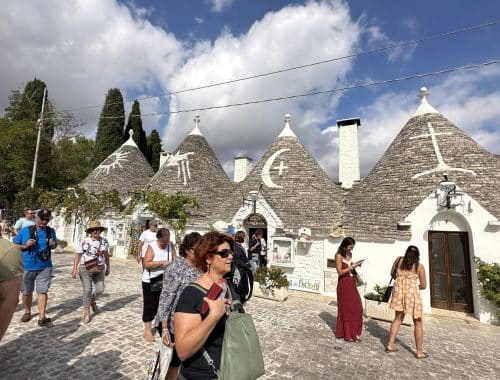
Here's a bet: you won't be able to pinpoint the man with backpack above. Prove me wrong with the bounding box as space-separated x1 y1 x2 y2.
227 230 254 304
13 208 57 327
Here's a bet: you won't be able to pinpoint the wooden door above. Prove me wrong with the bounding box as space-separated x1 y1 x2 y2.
428 231 473 312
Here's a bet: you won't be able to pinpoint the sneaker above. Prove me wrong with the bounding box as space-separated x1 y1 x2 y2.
38 317 52 327
82 315 91 324
20 313 32 322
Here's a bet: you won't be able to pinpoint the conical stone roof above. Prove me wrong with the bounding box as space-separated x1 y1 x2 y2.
81 131 154 196
148 117 232 227
217 115 344 236
343 89 500 241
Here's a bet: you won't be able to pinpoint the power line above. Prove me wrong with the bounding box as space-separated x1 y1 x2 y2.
60 19 500 113
48 59 499 121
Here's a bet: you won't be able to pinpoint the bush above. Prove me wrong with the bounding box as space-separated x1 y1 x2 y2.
475 258 500 318
255 267 289 291
364 284 389 302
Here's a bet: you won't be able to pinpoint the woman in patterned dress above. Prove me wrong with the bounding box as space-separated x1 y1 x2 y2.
386 245 427 358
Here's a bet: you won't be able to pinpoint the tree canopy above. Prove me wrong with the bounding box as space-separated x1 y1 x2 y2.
147 129 162 171
124 100 148 157
93 88 125 167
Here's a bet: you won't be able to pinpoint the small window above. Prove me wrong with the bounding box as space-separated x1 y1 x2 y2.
327 258 336 269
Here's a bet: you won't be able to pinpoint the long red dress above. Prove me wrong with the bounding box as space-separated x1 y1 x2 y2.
336 261 363 341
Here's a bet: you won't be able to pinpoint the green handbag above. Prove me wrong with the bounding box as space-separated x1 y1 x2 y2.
197 284 265 380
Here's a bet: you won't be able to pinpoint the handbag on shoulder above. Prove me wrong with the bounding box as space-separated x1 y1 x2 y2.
194 283 265 380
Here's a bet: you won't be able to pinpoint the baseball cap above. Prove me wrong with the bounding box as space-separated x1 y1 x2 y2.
37 209 52 219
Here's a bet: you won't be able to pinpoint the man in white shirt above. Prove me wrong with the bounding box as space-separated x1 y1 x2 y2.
136 220 158 265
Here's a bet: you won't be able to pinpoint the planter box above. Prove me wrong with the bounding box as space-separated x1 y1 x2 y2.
253 283 288 302
364 299 413 326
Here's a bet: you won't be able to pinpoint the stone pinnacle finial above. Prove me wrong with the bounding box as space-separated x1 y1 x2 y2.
419 87 429 101
128 129 134 138
278 113 297 138
194 115 200 127
189 115 203 136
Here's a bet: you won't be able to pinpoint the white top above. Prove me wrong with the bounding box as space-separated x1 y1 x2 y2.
141 241 174 283
76 236 109 265
139 229 157 257
342 257 353 277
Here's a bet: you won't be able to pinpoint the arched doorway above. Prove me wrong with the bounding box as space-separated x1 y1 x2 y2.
428 212 473 313
244 213 268 266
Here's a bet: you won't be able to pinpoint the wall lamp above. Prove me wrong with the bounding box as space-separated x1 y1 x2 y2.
242 183 263 214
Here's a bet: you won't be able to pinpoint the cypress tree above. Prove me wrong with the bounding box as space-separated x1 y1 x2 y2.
147 129 162 172
124 100 148 157
93 88 125 166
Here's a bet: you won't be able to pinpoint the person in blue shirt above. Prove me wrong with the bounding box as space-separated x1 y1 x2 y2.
12 207 36 237
14 208 57 327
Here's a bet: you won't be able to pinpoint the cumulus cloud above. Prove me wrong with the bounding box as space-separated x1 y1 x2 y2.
164 0 363 177
0 0 185 135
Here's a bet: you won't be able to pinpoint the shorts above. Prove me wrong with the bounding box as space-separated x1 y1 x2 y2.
22 267 52 294
0 238 24 282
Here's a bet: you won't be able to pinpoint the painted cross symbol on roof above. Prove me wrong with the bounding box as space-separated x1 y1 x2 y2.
411 122 476 179
272 161 288 176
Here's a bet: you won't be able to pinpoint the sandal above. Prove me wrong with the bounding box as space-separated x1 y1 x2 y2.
20 313 32 322
385 347 399 353
38 317 52 327
416 353 427 359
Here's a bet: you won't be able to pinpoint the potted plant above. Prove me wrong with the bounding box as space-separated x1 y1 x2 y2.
364 284 413 325
253 267 289 301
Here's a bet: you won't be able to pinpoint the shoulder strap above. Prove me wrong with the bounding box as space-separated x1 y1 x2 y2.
28 225 36 240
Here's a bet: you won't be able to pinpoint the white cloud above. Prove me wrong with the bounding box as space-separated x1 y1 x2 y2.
195 16 204 24
164 0 362 178
0 0 185 135
209 0 234 13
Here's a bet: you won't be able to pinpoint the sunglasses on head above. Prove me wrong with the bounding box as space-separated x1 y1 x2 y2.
212 249 233 258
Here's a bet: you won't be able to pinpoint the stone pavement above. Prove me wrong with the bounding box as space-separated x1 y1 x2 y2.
1 253 498 380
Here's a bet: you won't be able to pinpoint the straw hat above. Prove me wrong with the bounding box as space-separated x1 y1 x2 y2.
86 220 107 233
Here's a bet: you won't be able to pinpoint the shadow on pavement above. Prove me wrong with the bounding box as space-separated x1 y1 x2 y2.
319 311 337 334
0 318 124 379
363 318 414 354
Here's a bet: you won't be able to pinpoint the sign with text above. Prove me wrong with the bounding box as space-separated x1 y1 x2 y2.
287 276 321 293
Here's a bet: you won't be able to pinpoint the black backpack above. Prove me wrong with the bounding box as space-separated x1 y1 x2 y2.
228 244 254 303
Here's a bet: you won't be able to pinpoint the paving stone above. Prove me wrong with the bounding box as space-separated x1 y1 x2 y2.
1 253 498 379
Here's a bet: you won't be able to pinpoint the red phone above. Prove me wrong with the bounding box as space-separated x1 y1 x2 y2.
201 282 224 316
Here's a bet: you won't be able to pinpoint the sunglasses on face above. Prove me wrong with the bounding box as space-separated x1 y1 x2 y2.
213 249 233 258
41 218 51 222
89 228 101 232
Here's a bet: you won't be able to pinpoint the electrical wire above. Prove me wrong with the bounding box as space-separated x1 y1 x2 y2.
48 59 499 121
59 19 500 113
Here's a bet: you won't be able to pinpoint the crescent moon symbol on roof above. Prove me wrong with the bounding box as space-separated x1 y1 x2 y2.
261 148 290 188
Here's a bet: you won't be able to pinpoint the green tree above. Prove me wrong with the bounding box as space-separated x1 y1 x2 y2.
51 136 95 187
93 88 125 167
124 100 148 157
38 186 123 230
147 129 162 171
126 190 200 244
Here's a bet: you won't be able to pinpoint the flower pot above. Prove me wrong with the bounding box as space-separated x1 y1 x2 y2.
364 299 413 326
253 282 288 302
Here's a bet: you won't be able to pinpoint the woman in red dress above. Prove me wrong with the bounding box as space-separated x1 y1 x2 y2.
335 237 364 342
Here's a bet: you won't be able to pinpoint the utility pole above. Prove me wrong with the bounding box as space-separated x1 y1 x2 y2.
31 87 47 189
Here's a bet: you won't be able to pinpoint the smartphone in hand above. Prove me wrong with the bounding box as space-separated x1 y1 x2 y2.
201 282 224 316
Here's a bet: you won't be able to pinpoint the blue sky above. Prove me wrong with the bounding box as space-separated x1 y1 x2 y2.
1 0 500 179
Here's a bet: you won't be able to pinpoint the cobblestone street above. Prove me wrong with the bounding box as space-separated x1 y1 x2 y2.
1 253 498 379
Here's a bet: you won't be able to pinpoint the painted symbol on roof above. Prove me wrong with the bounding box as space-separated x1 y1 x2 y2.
411 122 476 179
262 148 290 188
165 151 195 185
94 150 130 176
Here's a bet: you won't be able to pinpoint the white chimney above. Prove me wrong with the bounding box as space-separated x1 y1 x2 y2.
234 156 253 182
337 117 361 188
